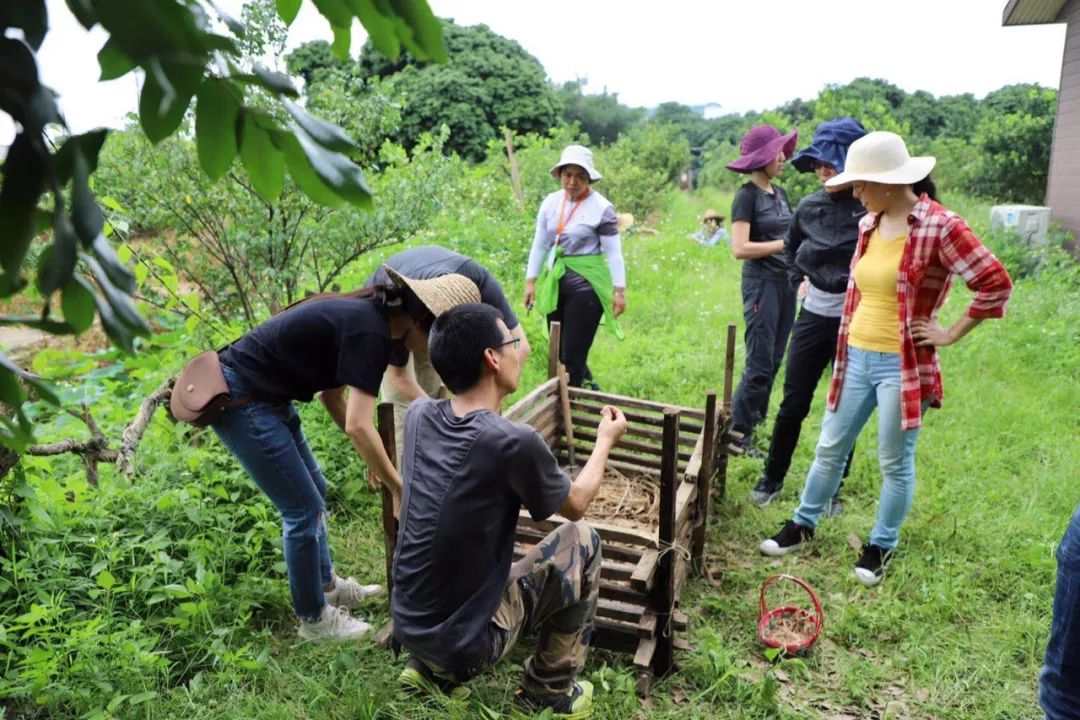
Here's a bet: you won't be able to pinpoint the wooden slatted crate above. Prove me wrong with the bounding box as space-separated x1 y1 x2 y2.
376 322 737 697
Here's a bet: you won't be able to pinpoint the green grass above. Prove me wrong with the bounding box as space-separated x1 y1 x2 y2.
7 186 1078 719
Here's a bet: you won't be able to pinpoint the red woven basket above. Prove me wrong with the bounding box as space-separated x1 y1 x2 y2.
757 573 823 654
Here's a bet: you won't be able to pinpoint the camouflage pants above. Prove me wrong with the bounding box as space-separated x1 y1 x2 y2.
423 520 602 696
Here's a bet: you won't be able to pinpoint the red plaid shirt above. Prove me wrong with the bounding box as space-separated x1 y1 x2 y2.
827 195 1013 430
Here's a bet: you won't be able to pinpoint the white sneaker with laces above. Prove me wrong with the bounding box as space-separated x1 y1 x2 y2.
324 574 385 610
297 604 372 643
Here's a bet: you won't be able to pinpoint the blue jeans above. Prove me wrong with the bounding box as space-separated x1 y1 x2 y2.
793 346 922 549
1040 505 1080 719
213 365 333 621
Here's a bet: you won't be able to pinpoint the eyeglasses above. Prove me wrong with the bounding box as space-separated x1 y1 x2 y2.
492 338 521 351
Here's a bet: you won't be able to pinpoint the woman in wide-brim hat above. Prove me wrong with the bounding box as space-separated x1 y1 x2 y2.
759 131 1013 587
690 208 728 247
726 124 799 456
524 144 627 388
209 271 480 642
748 117 867 513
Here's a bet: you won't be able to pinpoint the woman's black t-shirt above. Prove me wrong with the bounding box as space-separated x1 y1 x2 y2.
730 181 793 281
220 298 392 402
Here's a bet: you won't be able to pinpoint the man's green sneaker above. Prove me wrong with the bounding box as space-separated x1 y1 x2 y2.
397 656 471 700
512 679 593 719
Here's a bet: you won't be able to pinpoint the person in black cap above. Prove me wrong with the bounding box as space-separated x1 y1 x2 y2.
749 118 867 513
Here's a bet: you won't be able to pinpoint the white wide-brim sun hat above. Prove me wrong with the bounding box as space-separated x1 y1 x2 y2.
550 144 602 181
825 131 936 187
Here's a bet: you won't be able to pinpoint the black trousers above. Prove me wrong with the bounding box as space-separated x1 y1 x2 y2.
763 307 854 484
547 286 603 387
731 274 797 438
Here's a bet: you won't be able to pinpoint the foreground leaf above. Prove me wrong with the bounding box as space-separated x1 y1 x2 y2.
240 114 286 204
195 79 240 180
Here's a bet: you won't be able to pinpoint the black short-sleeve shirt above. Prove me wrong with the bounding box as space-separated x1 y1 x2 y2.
368 245 519 328
220 298 391 402
391 398 570 674
731 182 793 281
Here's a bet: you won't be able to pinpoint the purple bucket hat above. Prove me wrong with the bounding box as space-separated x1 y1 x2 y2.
726 124 799 174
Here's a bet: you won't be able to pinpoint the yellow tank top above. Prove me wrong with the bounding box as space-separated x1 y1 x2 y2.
848 229 906 353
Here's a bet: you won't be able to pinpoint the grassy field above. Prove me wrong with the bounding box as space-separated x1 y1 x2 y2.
8 185 1079 719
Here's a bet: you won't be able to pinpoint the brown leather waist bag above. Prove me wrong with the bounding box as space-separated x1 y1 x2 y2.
170 350 247 428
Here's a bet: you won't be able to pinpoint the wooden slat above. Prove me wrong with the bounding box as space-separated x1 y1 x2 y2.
592 621 642 654
515 526 644 564
633 637 657 668
570 400 704 434
518 511 657 548
652 409 679 677
600 580 648 605
568 386 705 419
513 547 636 582
574 428 694 462
683 429 705 482
675 482 697 530
638 611 658 639
598 598 647 624
518 396 559 430
547 322 561 380
630 549 659 593
570 413 697 450
504 377 560 422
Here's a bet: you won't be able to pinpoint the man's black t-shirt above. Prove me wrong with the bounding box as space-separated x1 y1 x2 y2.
730 182 793 281
368 245 519 329
391 398 571 674
220 298 392 402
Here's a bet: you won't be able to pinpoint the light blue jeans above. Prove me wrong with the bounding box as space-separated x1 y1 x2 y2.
212 364 334 621
793 346 923 550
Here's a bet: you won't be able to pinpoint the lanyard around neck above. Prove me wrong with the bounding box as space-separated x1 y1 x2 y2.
556 189 590 237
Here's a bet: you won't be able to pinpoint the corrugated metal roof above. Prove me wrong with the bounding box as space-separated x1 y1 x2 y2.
1003 0 1068 25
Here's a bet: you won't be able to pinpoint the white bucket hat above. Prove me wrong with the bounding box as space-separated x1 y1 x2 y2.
825 131 935 187
550 144 602 181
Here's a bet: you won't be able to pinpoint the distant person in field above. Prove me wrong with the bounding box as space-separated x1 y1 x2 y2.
524 144 626 390
391 303 628 718
749 118 867 514
759 132 1013 586
725 124 799 456
690 209 728 247
209 271 479 643
366 245 530 460
1040 504 1080 720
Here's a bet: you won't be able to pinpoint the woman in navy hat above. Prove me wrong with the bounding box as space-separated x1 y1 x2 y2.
726 124 798 455
748 118 867 512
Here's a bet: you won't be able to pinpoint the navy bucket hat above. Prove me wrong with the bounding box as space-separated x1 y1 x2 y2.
790 117 867 174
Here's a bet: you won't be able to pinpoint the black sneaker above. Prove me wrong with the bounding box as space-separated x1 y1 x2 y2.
749 477 784 507
513 680 593 719
759 520 814 556
853 544 894 586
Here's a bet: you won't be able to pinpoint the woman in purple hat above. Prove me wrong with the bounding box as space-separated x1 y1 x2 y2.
749 118 867 513
725 124 799 456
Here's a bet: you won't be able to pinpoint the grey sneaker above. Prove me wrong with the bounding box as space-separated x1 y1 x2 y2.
324 574 384 610
297 604 372 643
822 494 843 518
749 477 784 507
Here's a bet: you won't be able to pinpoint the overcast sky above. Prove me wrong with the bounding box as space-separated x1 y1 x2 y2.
1 0 1067 145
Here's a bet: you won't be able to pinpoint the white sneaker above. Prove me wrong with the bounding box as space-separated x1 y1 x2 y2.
297 604 372 643
324 574 385 610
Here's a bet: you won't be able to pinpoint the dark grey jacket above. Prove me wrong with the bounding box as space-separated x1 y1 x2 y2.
784 188 865 293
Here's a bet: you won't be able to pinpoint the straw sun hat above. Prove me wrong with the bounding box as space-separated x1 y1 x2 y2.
825 131 935 187
382 266 481 317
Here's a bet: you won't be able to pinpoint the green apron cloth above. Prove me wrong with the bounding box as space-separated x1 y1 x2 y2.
535 247 624 341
